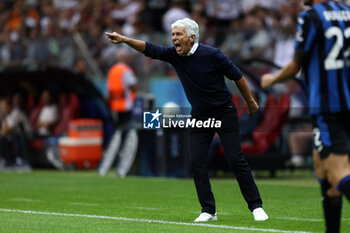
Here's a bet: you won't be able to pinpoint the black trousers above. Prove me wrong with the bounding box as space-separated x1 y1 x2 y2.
111 110 133 129
189 102 262 214
0 130 30 164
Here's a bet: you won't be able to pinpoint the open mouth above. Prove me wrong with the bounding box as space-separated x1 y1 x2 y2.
174 43 182 52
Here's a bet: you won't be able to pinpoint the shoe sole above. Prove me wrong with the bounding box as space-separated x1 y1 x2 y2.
194 216 218 222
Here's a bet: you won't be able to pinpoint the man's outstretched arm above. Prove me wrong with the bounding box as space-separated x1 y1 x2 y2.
261 51 305 89
105 32 146 53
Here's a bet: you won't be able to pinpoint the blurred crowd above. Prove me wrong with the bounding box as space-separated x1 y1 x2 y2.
0 0 308 90
3 0 347 171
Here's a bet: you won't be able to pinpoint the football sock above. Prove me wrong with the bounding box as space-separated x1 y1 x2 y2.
320 179 342 233
337 175 350 201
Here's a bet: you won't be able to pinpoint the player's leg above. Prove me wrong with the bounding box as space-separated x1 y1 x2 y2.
313 148 342 233
98 129 122 176
117 128 138 177
218 132 263 209
188 126 216 216
324 154 350 200
313 113 349 233
317 112 350 200
217 103 266 220
99 111 127 177
332 112 350 200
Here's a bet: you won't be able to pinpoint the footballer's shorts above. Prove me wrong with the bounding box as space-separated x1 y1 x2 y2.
312 112 350 159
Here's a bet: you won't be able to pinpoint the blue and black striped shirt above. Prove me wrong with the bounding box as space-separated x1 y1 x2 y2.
295 1 350 115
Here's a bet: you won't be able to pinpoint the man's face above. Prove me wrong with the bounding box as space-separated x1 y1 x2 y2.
171 27 194 56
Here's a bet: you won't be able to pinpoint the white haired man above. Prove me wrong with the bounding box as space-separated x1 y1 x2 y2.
106 18 268 222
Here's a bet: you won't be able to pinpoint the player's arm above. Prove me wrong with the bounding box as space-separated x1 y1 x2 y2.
261 51 306 89
105 32 146 53
235 77 259 119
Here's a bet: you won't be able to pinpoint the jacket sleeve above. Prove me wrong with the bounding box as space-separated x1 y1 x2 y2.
214 49 242 81
143 42 174 63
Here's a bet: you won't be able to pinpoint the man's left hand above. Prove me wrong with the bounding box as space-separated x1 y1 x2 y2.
247 101 259 119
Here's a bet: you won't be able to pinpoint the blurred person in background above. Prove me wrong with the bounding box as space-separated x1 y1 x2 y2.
162 0 190 44
190 2 208 41
261 1 350 232
163 0 190 34
0 95 32 171
23 25 41 67
35 89 59 137
273 15 297 69
204 0 241 46
239 12 272 61
99 48 138 178
285 81 313 168
268 7 313 168
288 123 313 167
34 89 63 170
74 58 87 77
219 17 245 63
0 27 25 67
105 17 268 222
144 0 169 32
11 93 33 163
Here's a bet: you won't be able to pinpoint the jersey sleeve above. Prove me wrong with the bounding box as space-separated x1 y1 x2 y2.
295 11 317 53
143 42 174 62
214 49 242 81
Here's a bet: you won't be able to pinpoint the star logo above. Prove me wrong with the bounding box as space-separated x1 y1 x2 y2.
143 109 162 129
150 109 162 122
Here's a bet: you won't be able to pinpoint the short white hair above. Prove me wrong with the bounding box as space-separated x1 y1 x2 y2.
171 18 199 43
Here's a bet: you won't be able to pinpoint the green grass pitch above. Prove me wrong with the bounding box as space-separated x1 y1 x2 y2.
0 170 349 233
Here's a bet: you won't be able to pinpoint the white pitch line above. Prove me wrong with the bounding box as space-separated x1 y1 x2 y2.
69 202 100 207
9 198 41 203
277 217 350 222
0 208 316 233
278 217 321 222
130 207 159 210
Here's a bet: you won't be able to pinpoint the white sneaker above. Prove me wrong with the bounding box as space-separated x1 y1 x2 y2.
291 154 304 167
194 212 217 222
46 149 64 170
252 207 268 221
